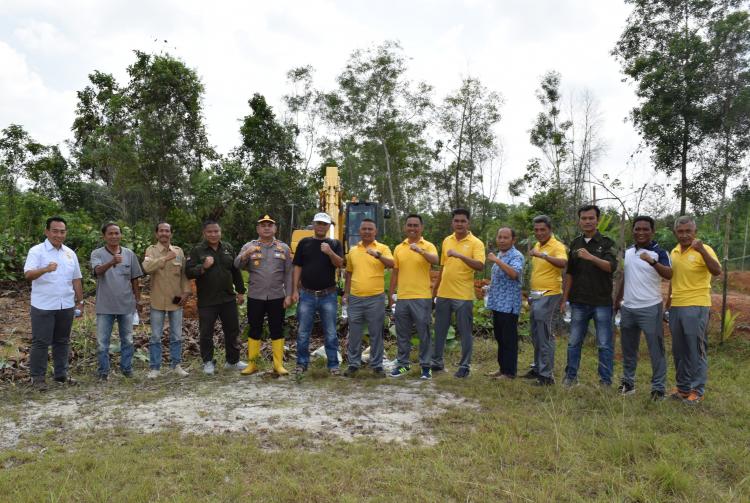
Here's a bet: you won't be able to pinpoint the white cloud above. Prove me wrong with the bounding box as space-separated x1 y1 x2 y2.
0 40 76 146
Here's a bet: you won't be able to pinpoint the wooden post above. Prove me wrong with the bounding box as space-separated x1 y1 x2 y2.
720 212 731 345
742 210 749 271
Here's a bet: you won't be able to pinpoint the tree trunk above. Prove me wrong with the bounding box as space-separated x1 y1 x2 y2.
454 102 467 209
680 125 689 216
380 137 401 232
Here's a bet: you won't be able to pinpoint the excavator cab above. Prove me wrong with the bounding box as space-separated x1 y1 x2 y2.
343 201 386 253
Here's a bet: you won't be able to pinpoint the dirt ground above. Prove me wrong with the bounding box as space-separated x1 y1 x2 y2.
0 380 476 452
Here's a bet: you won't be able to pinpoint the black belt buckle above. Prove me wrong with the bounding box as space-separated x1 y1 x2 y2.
303 287 335 297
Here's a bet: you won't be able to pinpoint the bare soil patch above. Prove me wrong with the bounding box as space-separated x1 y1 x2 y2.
0 380 476 451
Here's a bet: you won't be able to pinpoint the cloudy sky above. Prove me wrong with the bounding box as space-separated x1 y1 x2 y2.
0 0 667 207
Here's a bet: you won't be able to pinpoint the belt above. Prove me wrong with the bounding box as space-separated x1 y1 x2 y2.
300 286 337 297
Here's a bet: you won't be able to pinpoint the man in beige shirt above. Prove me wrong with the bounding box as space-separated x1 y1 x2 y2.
142 222 192 378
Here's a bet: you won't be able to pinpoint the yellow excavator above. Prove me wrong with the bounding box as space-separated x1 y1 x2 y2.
290 165 388 255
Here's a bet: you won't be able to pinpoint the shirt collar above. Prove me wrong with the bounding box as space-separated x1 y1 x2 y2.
402 237 425 245
634 240 658 251
255 238 278 248
202 240 224 251
357 240 379 248
537 235 559 249
451 231 473 242
580 231 602 243
157 242 172 253
43 239 59 251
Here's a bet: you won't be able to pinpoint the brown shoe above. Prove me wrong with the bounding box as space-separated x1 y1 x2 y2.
669 387 689 400
683 390 704 404
486 370 503 378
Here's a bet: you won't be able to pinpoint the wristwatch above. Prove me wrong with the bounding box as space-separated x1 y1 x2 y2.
541 252 548 258
375 251 382 259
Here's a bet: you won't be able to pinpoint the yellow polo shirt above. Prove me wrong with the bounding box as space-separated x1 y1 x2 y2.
346 240 393 297
437 232 486 301
393 237 437 299
530 236 567 295
670 244 718 307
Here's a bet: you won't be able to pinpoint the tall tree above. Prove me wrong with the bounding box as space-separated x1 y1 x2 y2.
283 65 320 172
127 51 213 219
72 52 213 222
528 71 572 194
438 77 502 213
613 0 721 215
703 9 750 212
236 93 313 240
0 124 38 216
319 41 434 233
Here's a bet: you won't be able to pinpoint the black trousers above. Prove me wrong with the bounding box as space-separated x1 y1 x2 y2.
30 306 75 380
198 300 241 364
247 297 285 341
492 311 519 376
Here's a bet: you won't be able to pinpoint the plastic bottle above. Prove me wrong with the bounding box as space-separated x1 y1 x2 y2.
663 310 670 323
341 304 348 320
74 308 82 318
614 312 621 328
563 302 572 323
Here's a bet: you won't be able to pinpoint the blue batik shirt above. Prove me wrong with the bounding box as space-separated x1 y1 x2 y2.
486 246 525 314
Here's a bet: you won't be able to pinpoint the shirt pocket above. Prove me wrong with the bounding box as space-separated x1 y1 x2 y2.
119 263 132 276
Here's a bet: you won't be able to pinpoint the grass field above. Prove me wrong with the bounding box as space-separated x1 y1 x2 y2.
0 331 748 502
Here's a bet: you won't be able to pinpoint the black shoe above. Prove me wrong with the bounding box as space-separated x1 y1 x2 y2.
521 369 539 379
430 365 445 373
122 371 133 378
617 382 635 395
98 374 109 382
650 390 666 401
31 378 48 392
532 376 555 386
54 376 78 386
372 367 386 378
343 366 359 378
454 367 470 379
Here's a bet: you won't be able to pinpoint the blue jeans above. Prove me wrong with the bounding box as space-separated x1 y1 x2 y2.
296 291 339 369
149 308 183 370
96 313 134 376
564 303 614 384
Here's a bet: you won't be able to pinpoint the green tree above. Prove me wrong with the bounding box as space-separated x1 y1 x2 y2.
72 52 213 223
235 93 314 241
438 77 502 213
319 41 435 233
127 51 213 219
0 124 40 217
613 0 721 215
703 9 750 212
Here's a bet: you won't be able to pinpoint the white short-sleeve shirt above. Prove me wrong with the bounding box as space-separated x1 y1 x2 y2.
622 242 670 309
24 239 82 310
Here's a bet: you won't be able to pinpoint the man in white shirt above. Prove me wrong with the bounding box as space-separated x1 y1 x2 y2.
614 216 672 400
23 216 84 390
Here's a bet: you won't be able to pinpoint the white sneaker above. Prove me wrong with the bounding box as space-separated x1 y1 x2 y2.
146 369 160 379
224 360 248 371
203 361 215 375
172 364 189 377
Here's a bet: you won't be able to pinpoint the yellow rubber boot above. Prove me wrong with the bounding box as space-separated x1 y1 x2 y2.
272 339 289 376
241 338 261 375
